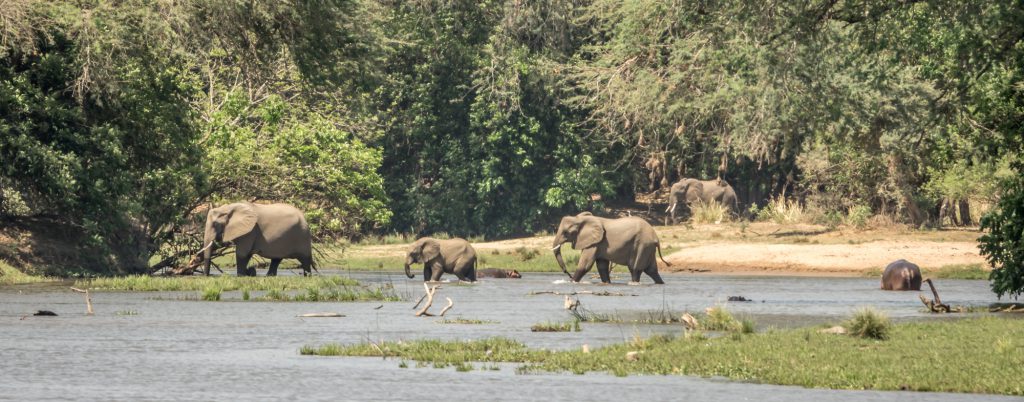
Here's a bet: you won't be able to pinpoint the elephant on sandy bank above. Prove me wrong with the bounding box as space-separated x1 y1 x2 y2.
404 237 477 282
551 212 669 284
200 202 313 276
665 178 738 223
477 268 521 278
881 259 922 291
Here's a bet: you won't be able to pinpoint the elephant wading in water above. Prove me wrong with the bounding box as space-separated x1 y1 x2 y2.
551 212 670 285
404 237 478 282
665 178 738 223
881 259 922 291
200 202 313 276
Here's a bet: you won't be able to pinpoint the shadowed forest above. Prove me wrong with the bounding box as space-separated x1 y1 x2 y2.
0 1 1022 290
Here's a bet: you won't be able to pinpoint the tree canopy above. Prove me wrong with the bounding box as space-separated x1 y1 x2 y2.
1 0 1021 293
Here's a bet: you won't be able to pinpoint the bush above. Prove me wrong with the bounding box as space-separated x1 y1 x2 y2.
844 308 890 340
980 162 1024 299
690 201 730 224
756 196 806 224
845 205 872 229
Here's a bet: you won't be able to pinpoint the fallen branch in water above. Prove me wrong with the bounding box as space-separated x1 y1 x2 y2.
69 287 93 315
530 290 636 297
919 278 952 313
439 297 454 316
416 283 438 317
298 312 345 318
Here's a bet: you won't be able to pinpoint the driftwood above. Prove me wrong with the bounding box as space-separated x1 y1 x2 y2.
530 290 636 297
298 312 345 318
70 287 93 315
564 296 580 310
919 278 952 313
415 283 454 317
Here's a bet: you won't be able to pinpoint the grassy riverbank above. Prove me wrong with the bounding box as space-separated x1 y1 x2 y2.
0 260 50 285
302 316 1024 395
77 275 361 291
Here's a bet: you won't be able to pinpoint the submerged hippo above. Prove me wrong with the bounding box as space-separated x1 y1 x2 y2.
881 259 922 291
477 268 522 279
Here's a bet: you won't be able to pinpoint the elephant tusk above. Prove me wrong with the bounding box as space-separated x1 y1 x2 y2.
551 245 562 251
197 241 214 256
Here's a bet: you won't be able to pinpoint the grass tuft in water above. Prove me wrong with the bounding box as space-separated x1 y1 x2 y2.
844 307 890 340
202 287 221 301
700 306 743 332
437 317 498 324
302 318 1024 395
78 275 360 292
531 320 581 332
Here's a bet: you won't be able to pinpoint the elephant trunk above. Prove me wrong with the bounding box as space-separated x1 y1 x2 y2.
552 245 571 278
404 256 414 279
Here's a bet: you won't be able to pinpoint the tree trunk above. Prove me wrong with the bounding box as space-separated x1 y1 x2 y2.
958 199 972 226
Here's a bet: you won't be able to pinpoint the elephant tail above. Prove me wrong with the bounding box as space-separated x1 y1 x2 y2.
657 242 672 266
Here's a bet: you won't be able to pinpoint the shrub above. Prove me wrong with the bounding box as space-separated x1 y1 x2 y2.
844 308 890 340
701 306 742 332
845 205 872 229
757 196 805 224
690 201 730 224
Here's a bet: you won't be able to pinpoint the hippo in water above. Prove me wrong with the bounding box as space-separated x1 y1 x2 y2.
477 268 522 279
881 259 922 291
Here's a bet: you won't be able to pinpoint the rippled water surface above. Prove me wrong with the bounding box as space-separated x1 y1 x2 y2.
0 272 1015 401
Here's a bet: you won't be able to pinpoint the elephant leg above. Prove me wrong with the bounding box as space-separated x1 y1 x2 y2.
629 249 655 284
299 255 313 277
645 263 665 284
267 258 282 277
596 259 611 283
571 248 597 283
236 253 254 277
429 262 444 282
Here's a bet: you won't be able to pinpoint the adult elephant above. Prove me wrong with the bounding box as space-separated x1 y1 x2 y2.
881 259 922 291
665 178 739 223
551 212 669 284
201 202 313 276
404 237 477 282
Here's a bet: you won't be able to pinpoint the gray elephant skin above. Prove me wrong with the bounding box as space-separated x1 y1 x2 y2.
404 237 478 282
880 259 922 291
477 268 522 278
202 202 313 276
551 212 669 284
665 178 738 223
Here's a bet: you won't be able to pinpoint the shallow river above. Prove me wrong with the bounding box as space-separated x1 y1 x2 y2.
0 272 1016 401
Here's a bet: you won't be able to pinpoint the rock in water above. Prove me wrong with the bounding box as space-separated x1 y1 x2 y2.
33 310 57 316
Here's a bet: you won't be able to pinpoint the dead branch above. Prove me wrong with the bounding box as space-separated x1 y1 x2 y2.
69 287 93 315
297 312 345 318
530 290 636 296
415 283 437 317
411 292 428 310
439 297 454 316
919 278 951 313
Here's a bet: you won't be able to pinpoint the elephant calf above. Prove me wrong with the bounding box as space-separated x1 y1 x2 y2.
404 237 477 282
881 259 922 291
477 268 522 279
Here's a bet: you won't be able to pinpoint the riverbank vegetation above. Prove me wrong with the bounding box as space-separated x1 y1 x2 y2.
1 1 1021 296
77 275 360 292
302 316 1024 395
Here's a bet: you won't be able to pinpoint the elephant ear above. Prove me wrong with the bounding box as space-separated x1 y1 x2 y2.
420 239 441 262
573 217 605 250
223 204 258 242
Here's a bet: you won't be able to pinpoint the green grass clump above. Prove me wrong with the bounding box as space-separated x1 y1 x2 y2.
260 285 400 302
78 275 359 291
700 306 744 332
756 196 806 224
0 261 51 285
844 308 891 340
202 287 222 301
690 200 731 224
530 320 581 332
303 317 1024 395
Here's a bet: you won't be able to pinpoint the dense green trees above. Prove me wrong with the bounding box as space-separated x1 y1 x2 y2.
0 0 1021 289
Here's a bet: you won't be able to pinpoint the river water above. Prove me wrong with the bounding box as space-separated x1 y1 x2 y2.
0 272 1016 401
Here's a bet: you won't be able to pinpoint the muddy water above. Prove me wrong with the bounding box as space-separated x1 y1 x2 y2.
0 273 1014 401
